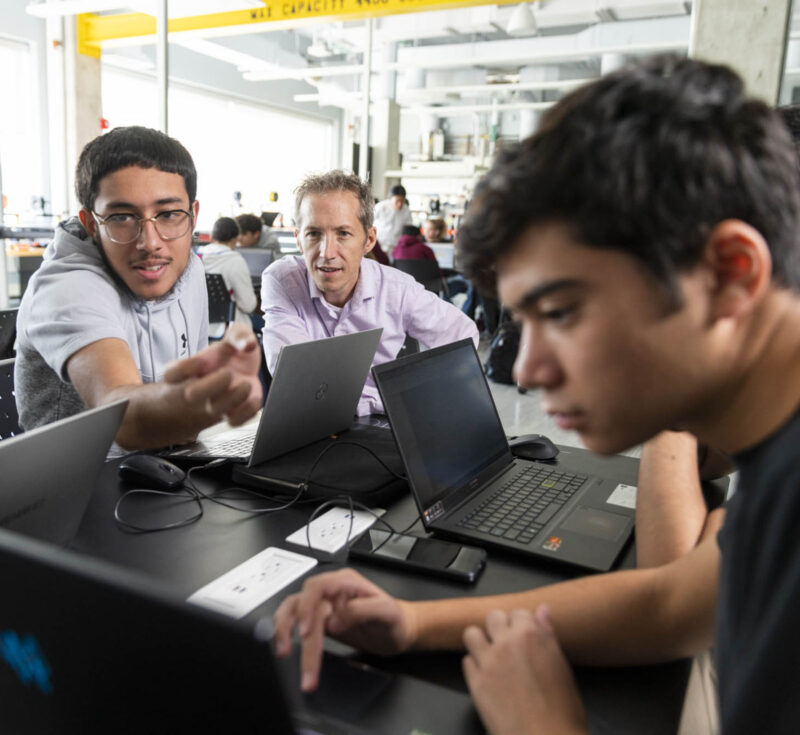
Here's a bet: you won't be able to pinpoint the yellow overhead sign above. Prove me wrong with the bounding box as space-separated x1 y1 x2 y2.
78 0 524 50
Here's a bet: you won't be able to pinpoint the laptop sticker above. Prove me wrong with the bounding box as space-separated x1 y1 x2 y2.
606 483 637 509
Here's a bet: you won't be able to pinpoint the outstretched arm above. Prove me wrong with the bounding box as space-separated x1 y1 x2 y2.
68 323 262 450
274 433 723 690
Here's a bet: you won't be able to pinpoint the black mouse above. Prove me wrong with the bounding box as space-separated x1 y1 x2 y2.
118 454 187 491
508 434 560 461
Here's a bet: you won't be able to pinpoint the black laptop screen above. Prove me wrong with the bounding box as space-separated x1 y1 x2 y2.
375 340 510 512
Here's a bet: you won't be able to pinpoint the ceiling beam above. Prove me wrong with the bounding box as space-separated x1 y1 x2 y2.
76 0 527 51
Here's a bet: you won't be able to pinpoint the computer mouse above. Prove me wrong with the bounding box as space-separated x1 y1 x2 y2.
508 434 560 461
118 454 187 491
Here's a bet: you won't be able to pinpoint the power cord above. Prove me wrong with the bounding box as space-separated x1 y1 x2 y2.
113 440 407 535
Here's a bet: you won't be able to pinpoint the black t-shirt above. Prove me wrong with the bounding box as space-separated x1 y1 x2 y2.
716 407 800 734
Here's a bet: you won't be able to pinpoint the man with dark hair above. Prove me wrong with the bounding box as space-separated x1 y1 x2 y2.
374 183 413 257
453 58 800 734
235 212 281 260
197 216 257 339
261 170 477 415
15 126 262 451
272 59 800 734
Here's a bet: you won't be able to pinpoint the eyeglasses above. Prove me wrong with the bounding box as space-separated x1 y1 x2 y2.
92 209 194 245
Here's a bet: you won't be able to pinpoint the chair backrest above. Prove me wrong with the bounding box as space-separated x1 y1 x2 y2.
0 308 19 360
393 259 444 294
0 358 22 440
205 273 235 325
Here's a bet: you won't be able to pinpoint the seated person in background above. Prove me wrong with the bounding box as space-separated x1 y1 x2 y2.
423 216 449 243
392 224 438 262
236 212 281 261
261 170 478 415
374 184 413 258
14 126 262 452
275 431 726 699
197 216 257 339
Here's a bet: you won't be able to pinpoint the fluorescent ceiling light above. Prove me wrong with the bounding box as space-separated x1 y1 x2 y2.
507 3 538 37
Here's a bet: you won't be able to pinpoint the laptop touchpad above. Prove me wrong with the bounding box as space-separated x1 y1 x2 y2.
559 506 629 541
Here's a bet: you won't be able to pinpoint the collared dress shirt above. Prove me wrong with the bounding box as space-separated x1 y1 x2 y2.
261 255 479 415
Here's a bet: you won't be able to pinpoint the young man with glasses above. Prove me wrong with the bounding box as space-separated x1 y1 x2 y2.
15 126 262 452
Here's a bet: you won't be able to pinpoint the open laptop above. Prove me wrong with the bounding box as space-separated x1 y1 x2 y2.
0 528 482 735
373 339 636 572
0 400 127 546
238 247 274 290
162 329 382 466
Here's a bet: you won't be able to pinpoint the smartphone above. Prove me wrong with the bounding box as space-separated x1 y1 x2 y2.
348 529 486 583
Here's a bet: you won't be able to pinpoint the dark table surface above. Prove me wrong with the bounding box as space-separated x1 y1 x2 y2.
72 455 691 735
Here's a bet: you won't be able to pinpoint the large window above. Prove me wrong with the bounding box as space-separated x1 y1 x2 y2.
102 68 335 231
0 37 43 223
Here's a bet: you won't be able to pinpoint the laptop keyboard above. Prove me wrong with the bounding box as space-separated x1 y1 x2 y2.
457 465 588 544
197 433 254 457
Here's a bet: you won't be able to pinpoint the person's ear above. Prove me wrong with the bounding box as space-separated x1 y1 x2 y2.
79 209 97 240
363 226 377 254
294 228 304 254
191 200 199 220
703 219 772 320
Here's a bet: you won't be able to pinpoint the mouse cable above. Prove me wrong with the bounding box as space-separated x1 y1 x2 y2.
113 485 204 533
114 460 234 533
115 440 409 532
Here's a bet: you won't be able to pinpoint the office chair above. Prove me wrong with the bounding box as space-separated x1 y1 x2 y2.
0 358 22 440
0 308 19 360
205 274 235 325
393 259 448 297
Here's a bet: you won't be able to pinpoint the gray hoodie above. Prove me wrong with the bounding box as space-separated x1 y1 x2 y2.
14 217 208 434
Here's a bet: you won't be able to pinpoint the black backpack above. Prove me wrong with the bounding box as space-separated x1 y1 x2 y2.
484 320 520 385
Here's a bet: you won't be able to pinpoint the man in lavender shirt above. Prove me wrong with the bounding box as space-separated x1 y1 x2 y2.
261 170 479 415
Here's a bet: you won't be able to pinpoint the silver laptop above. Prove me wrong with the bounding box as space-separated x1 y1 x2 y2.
372 339 635 572
163 328 382 465
0 400 128 546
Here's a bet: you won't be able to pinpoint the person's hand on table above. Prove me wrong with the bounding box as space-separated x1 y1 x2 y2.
164 322 263 426
463 606 588 735
272 568 417 692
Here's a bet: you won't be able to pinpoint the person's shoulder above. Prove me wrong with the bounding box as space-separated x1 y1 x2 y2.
263 254 307 289
266 253 304 274
32 253 123 303
421 242 436 258
370 260 417 289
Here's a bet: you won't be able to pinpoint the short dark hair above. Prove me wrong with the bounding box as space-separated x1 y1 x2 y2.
212 216 239 243
458 56 800 300
75 126 197 212
389 184 407 199
401 225 421 237
235 213 262 235
294 170 374 233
